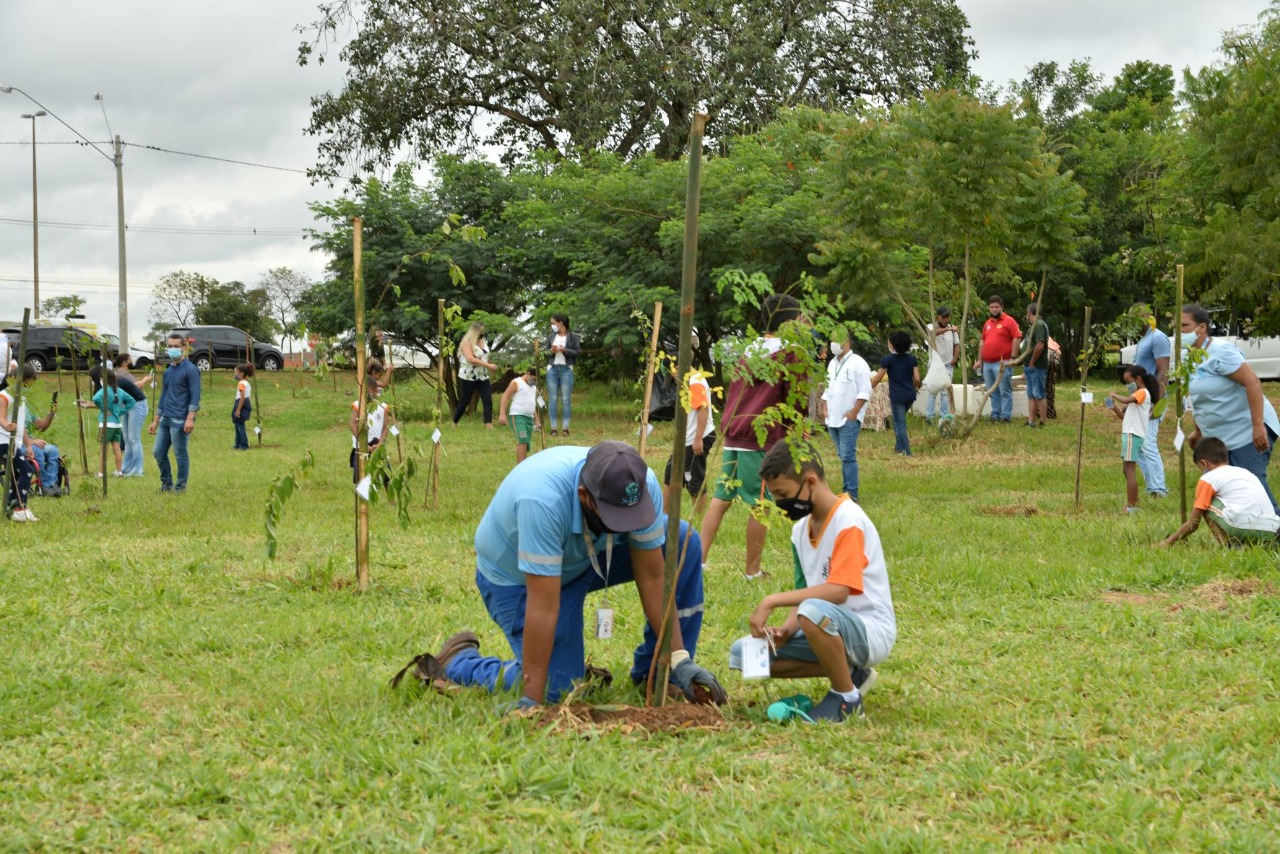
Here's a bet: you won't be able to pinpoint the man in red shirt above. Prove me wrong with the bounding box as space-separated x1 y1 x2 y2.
972 295 1021 422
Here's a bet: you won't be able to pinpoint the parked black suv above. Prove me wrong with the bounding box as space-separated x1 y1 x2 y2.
170 325 284 372
2 325 116 373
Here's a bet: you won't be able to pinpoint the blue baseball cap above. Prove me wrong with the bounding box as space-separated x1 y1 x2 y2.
580 441 655 532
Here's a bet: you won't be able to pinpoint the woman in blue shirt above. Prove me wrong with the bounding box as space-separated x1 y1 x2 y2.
1182 304 1280 512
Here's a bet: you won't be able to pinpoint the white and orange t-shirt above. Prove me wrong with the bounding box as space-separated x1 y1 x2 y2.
1193 465 1280 533
683 373 716 446
790 495 896 665
1121 388 1152 437
234 379 252 408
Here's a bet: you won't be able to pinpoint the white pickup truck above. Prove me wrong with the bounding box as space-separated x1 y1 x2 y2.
1121 333 1280 380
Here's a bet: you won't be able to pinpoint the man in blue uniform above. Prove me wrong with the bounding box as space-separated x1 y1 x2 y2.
432 440 725 710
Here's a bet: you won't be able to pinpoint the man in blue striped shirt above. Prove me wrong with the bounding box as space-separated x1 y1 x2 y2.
435 441 724 710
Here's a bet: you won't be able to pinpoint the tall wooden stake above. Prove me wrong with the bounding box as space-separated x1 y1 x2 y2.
353 217 370 591
1174 264 1187 523
1074 306 1092 509
650 113 707 707
638 301 663 455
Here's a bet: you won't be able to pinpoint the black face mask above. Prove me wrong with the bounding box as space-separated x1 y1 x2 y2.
775 483 813 521
582 504 612 537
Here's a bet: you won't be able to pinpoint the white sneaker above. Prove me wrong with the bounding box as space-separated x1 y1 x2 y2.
12 509 37 522
112 470 123 477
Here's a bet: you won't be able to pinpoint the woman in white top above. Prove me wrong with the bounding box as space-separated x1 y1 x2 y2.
452 321 499 428
543 314 581 436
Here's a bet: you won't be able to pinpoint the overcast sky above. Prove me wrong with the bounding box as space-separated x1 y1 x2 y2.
1 0 1272 345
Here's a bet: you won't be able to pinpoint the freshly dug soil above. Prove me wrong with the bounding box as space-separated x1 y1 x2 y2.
518 702 727 734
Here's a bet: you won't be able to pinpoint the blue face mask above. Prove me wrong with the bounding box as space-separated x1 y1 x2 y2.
167 347 184 360
1181 330 1202 349
1126 382 1138 392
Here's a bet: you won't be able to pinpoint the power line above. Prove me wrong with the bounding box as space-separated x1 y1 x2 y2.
125 143 309 174
0 215 308 237
1 140 310 174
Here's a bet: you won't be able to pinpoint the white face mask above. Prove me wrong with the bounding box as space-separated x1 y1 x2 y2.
829 342 843 357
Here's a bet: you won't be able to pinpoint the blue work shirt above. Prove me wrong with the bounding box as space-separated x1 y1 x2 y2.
1189 338 1280 450
1132 328 1171 377
475 446 667 587
157 358 202 419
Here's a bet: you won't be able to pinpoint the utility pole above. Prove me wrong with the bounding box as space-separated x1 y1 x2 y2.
114 135 129 351
21 111 46 318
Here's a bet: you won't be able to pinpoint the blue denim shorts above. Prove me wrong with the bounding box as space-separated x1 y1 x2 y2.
1024 366 1047 400
729 598 870 669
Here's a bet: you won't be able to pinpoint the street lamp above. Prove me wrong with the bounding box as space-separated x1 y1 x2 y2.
20 110 47 318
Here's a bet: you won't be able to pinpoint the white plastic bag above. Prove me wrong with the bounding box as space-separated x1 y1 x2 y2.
923 349 951 394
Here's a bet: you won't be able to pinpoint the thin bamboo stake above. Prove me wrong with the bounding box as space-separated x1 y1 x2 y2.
1074 306 1092 509
353 217 370 592
432 297 445 508
247 333 263 446
1175 264 1186 523
388 339 403 463
638 301 663 455
99 343 109 495
71 336 88 475
3 310 31 517
649 113 707 707
534 339 546 452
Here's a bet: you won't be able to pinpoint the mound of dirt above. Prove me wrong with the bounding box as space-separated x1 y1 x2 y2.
517 702 727 734
1101 579 1273 612
1185 579 1273 611
978 504 1040 517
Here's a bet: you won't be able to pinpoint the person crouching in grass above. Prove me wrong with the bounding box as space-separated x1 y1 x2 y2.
498 365 540 464
731 439 896 722
1161 437 1280 547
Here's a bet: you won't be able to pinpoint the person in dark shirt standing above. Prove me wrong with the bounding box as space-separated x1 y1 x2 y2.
1021 303 1050 428
149 332 202 493
872 331 921 456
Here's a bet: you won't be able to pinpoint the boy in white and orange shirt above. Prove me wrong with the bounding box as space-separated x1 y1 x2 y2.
664 367 717 517
1161 437 1280 547
731 439 896 722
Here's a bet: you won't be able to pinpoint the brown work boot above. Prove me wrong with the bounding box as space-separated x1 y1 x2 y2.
389 631 481 690
436 631 481 669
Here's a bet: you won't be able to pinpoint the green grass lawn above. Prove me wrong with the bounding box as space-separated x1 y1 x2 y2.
4 370 1279 850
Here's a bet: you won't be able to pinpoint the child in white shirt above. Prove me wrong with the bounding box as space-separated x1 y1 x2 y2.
1107 365 1158 513
1162 437 1280 546
498 366 541 463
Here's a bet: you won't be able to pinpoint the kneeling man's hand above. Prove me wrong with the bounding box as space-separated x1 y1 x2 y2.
671 659 727 705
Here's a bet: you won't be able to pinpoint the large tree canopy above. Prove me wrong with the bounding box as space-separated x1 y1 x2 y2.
298 0 973 180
